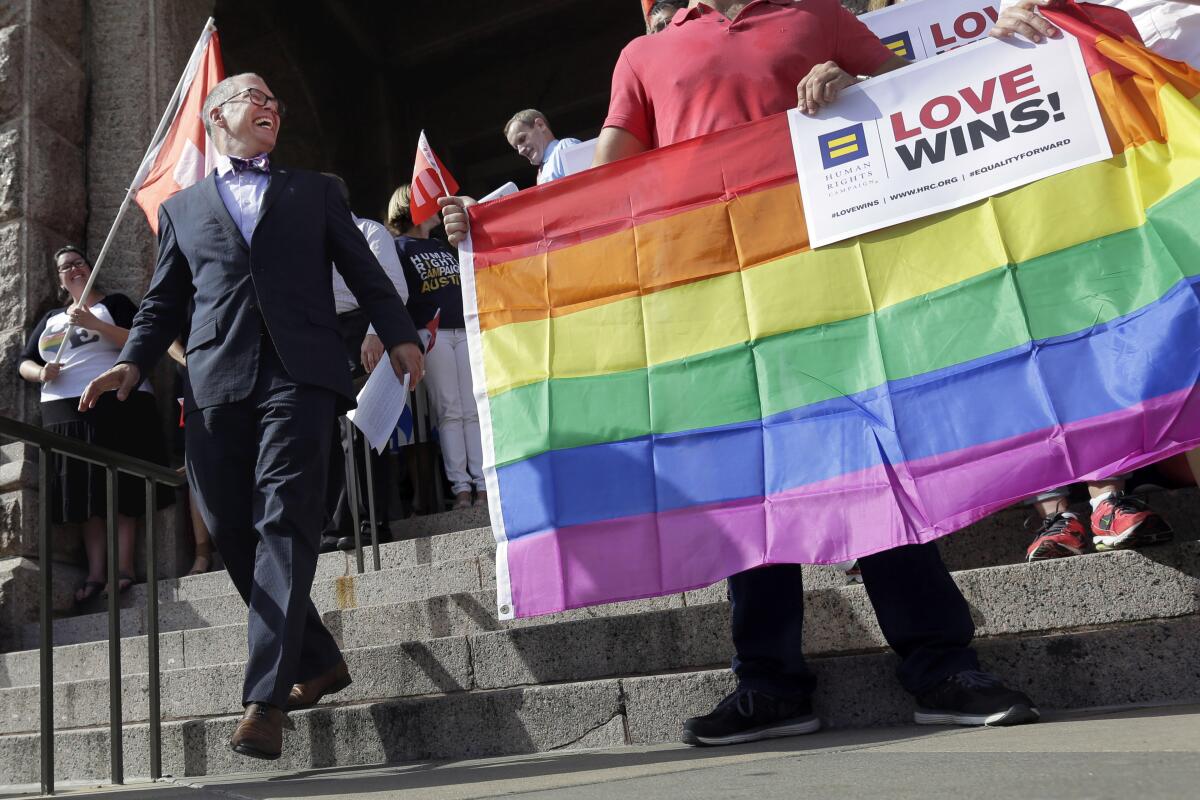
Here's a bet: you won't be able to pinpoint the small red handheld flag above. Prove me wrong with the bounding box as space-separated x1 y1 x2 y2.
423 308 442 353
410 131 459 227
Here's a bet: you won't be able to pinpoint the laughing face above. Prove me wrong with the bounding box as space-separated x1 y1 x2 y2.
212 75 282 156
56 251 91 298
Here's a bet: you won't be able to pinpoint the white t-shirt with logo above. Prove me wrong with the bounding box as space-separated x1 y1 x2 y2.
20 294 151 402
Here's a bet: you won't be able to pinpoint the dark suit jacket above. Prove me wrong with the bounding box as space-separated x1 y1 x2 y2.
120 167 420 413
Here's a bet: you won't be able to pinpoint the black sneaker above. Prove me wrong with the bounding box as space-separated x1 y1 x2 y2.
914 670 1040 727
682 688 820 746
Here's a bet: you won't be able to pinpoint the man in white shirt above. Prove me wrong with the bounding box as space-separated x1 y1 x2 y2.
326 175 408 373
992 0 1200 67
503 108 582 185
326 174 409 552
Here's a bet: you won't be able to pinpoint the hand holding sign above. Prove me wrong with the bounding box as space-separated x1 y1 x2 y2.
797 62 860 116
990 0 1064 43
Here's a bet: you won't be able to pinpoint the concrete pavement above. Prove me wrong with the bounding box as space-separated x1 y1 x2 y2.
8 703 1199 800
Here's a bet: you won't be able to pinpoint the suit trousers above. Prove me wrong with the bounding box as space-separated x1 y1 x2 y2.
185 341 344 707
729 542 979 700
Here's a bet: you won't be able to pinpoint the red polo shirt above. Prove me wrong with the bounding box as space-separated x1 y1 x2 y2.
604 0 893 148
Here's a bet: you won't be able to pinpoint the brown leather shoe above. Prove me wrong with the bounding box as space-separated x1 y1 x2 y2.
287 660 352 710
230 702 283 760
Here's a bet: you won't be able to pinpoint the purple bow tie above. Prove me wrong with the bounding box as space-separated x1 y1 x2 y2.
228 154 270 174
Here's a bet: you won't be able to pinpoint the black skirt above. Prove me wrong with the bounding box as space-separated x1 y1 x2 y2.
41 392 172 524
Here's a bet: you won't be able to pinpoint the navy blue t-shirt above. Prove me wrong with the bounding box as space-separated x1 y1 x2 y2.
395 236 465 330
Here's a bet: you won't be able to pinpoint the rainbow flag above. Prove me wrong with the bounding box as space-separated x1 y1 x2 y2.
462 5 1200 619
39 328 67 358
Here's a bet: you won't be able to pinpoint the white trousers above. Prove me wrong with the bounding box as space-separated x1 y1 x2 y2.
423 328 484 494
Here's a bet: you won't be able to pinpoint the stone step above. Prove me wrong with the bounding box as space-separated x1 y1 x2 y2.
1 543 1196 734
32 486 1200 650
8 487 1195 673
5 536 1196 689
0 588 688 690
1 614 1196 785
20 553 492 650
71 522 497 615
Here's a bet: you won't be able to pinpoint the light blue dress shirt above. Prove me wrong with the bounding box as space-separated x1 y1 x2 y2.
213 153 270 244
537 137 583 185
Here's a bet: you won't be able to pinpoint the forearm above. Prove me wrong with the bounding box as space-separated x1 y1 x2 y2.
338 264 418 349
871 54 909 76
19 360 44 383
92 320 130 348
593 126 649 167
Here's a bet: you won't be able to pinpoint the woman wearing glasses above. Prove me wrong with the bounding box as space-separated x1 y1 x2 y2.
17 246 168 604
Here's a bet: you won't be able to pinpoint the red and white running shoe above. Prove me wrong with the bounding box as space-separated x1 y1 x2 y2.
1091 492 1173 551
1026 512 1090 562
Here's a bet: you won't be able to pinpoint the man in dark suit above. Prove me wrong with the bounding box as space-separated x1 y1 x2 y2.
80 73 424 760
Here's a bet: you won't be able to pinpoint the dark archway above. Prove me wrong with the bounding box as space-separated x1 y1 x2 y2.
211 0 645 221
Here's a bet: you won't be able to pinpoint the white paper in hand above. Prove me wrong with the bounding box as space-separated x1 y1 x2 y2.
346 364 411 453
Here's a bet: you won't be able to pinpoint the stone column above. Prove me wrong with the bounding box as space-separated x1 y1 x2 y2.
83 0 214 582
0 0 87 424
0 2 213 646
0 0 87 648
85 0 214 296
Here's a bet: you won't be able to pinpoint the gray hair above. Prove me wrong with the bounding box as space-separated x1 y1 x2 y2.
201 73 263 137
503 108 548 137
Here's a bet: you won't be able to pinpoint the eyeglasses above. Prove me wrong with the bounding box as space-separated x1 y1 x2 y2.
56 259 89 273
218 87 287 118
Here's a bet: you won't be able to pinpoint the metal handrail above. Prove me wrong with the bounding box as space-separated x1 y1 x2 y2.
0 416 184 484
340 419 382 574
0 413 185 796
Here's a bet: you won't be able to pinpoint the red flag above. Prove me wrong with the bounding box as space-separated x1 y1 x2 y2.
422 308 442 353
134 24 224 233
410 131 459 227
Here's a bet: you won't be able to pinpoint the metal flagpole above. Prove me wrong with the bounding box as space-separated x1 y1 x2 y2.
54 17 217 365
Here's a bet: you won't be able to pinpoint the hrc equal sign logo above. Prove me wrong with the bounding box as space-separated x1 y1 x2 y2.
818 124 869 170
880 31 916 61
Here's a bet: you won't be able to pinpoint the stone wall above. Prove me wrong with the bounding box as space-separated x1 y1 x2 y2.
0 0 87 423
85 0 213 302
0 2 212 645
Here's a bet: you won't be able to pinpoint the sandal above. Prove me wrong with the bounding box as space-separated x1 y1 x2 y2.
75 580 104 604
187 541 213 577
102 573 135 599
